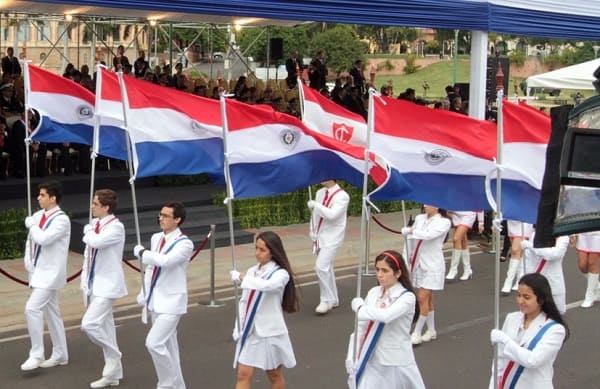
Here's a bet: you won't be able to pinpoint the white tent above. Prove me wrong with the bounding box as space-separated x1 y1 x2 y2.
526 58 600 90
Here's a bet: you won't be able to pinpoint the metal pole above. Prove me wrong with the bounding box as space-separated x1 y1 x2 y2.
200 224 223 307
453 29 459 85
363 206 374 276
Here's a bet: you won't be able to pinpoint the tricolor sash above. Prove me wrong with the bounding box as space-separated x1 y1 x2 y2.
234 265 282 364
353 289 410 387
500 320 558 389
87 216 118 293
146 233 189 305
32 209 65 267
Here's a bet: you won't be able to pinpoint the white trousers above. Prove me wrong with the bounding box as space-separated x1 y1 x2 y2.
25 288 68 361
81 296 123 379
146 312 185 389
315 246 339 305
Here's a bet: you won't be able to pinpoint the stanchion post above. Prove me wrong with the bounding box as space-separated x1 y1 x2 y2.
200 224 224 308
363 208 374 276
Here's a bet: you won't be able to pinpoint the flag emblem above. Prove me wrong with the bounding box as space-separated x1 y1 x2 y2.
77 105 94 119
332 122 354 143
424 149 451 165
280 129 300 149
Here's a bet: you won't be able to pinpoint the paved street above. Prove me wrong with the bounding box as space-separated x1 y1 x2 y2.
1 214 599 388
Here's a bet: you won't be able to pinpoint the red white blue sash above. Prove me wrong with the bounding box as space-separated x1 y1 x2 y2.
353 289 410 386
146 233 189 305
87 216 118 291
33 209 65 267
500 320 558 389
409 240 423 273
234 265 282 362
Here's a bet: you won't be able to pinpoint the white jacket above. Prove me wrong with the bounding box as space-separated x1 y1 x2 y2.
82 215 128 299
24 207 71 290
140 228 193 315
355 284 417 366
238 261 290 337
310 184 350 249
406 213 451 273
491 311 565 389
523 233 568 295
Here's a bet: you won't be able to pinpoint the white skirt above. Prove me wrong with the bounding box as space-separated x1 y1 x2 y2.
235 330 296 371
412 268 444 291
451 211 476 229
358 359 426 389
576 231 600 253
507 221 533 238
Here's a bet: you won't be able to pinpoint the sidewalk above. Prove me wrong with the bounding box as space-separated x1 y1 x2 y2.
0 210 424 334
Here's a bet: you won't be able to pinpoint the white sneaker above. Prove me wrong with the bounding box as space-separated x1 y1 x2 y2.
315 302 333 314
90 377 120 388
411 332 422 345
421 330 437 342
40 358 68 368
20 357 43 371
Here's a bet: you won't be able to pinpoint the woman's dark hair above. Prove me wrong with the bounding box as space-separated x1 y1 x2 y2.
519 273 570 341
256 231 300 313
375 250 420 322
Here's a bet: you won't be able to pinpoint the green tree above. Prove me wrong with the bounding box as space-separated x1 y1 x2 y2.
237 25 311 65
309 25 367 76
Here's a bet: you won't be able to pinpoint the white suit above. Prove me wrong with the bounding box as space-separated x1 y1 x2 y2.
491 312 566 389
310 184 350 305
23 206 70 362
523 233 569 313
140 228 193 389
81 215 127 380
351 284 425 389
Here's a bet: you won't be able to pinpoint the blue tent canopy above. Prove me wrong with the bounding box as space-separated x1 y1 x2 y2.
4 0 600 40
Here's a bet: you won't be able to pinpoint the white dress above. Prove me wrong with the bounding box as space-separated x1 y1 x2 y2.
353 284 425 389
575 231 600 253
235 261 296 370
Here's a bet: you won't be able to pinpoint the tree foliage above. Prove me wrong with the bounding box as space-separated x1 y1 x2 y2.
308 25 367 76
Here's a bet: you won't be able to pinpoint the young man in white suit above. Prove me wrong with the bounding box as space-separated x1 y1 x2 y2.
134 202 193 389
21 180 70 371
308 180 350 314
81 189 127 388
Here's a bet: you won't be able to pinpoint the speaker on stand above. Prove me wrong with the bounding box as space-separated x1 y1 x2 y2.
269 38 284 83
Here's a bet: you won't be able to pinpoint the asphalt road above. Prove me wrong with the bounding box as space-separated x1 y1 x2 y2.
1 248 599 389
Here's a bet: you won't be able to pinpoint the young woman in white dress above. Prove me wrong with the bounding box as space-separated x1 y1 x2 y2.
570 231 600 308
490 273 569 389
230 231 300 389
348 250 425 389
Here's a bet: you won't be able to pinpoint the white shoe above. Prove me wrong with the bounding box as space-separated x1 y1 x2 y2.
411 332 422 345
102 357 122 378
20 357 43 371
40 358 68 368
421 330 437 342
459 270 473 281
445 269 458 280
581 297 595 309
315 302 333 314
90 377 120 388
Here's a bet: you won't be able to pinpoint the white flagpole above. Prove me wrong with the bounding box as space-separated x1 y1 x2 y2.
297 79 316 236
351 88 375 365
115 71 147 322
219 94 241 331
22 61 33 216
493 87 504 389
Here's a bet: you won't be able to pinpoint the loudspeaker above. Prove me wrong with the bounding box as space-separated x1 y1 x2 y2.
486 56 509 103
269 38 283 61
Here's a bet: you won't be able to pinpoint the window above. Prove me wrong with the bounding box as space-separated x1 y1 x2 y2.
17 23 30 42
37 24 51 41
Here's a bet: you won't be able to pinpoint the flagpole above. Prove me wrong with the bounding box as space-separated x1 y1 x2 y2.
298 79 316 233
219 94 241 331
115 70 147 309
492 87 504 389
352 88 375 365
22 61 33 217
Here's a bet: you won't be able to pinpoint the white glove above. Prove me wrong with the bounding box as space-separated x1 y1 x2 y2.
401 227 412 235
230 270 241 283
24 216 36 229
520 240 533 250
492 218 503 233
351 297 364 312
232 328 240 342
134 244 145 258
307 200 318 210
83 224 94 234
345 358 356 375
136 292 146 306
309 231 317 241
490 329 511 345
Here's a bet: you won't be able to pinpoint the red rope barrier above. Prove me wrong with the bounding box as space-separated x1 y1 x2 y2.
371 215 404 235
0 266 83 286
122 231 211 273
